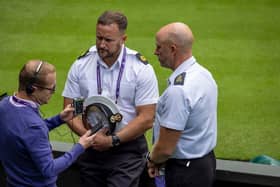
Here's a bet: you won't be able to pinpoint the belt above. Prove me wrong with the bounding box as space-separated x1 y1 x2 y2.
167 150 215 167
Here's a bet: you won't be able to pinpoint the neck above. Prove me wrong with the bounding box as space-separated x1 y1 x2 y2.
104 57 117 67
16 91 42 105
172 53 192 71
16 91 32 101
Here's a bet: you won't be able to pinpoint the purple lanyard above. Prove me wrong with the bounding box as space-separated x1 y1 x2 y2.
97 48 127 104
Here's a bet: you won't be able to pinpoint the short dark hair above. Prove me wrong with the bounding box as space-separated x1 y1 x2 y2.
97 11 128 33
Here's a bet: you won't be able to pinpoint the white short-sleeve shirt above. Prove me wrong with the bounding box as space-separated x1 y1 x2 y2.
62 45 159 131
153 56 218 159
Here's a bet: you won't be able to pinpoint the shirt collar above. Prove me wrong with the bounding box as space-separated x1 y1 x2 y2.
168 56 196 84
10 94 39 109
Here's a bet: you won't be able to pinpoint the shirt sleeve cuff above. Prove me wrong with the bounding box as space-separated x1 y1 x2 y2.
72 143 85 155
56 114 65 124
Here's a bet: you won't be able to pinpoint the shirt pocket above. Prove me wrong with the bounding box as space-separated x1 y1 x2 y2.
79 79 98 97
119 82 136 104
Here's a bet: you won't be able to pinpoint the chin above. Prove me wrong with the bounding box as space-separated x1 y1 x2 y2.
98 50 108 56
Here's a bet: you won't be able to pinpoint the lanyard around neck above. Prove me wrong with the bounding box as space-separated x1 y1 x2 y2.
96 48 127 104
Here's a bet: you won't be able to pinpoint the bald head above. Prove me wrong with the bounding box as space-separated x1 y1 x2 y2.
19 60 56 92
157 22 194 52
154 22 195 70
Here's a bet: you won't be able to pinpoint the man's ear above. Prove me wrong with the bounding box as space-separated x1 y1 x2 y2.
170 44 177 53
122 34 127 42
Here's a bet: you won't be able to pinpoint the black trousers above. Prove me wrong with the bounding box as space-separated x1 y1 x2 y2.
165 151 216 187
78 135 148 187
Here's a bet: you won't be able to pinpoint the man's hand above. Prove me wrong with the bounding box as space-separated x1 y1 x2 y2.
78 130 95 149
91 128 111 151
147 161 160 178
60 104 74 122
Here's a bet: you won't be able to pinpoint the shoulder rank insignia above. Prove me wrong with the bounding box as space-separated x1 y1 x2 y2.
136 53 148 65
77 49 90 60
174 72 186 85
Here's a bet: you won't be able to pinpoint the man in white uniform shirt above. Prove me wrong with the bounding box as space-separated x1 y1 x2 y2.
147 22 218 187
62 11 159 187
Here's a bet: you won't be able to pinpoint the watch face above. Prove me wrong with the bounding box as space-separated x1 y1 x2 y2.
112 135 120 146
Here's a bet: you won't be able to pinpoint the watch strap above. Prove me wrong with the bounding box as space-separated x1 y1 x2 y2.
112 135 121 147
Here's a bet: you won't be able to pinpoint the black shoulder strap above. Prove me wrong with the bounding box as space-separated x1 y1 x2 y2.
77 49 90 60
135 53 148 65
174 72 186 86
0 92 8 101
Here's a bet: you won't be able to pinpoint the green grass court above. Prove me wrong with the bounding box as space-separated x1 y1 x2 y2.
1 0 279 161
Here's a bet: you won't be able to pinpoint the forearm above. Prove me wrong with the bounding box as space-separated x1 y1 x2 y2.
150 143 171 164
64 97 87 136
45 115 64 131
117 116 152 143
150 126 181 164
39 143 84 178
66 117 87 136
117 104 155 143
51 143 85 175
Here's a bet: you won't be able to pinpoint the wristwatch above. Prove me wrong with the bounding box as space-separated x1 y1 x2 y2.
111 135 121 147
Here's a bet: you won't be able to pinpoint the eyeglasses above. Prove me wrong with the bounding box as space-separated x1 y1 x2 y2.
34 84 56 93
